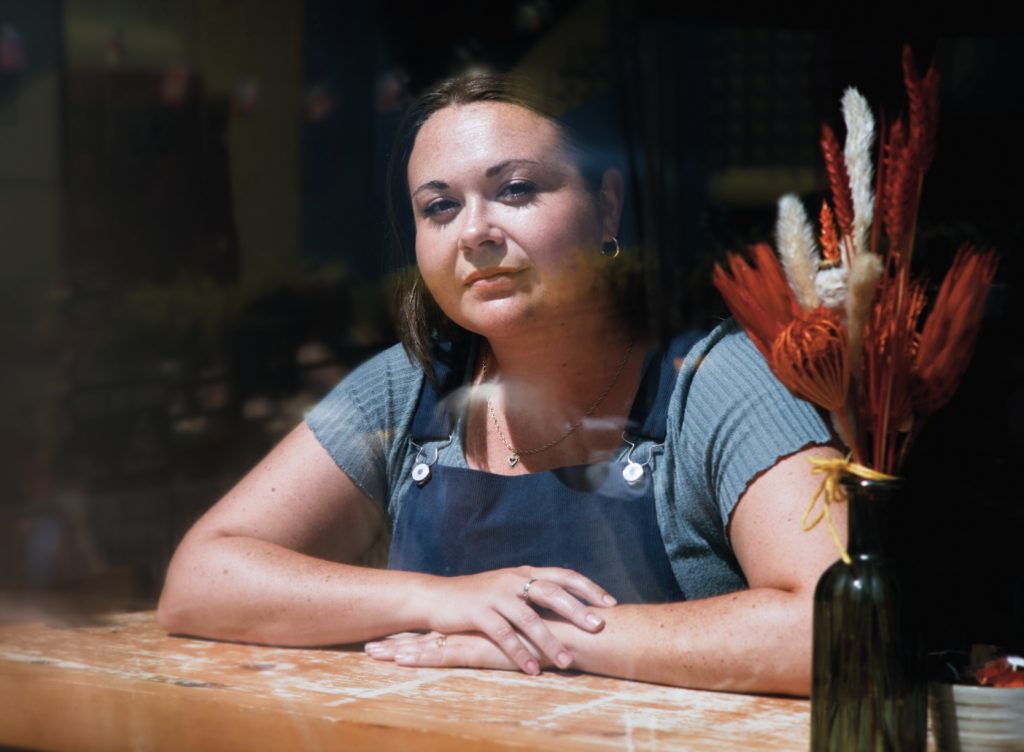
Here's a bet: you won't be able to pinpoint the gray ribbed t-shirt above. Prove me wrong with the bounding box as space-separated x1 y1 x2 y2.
306 319 831 600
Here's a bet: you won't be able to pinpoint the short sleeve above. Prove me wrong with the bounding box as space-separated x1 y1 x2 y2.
304 344 423 509
680 320 833 530
656 320 832 599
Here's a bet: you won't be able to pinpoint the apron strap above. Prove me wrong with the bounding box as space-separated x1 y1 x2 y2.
410 337 477 442
627 329 706 441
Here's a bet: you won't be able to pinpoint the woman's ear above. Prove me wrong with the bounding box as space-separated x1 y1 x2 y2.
598 168 625 241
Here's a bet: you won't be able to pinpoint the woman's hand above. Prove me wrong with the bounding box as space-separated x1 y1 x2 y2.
412 567 615 675
366 631 521 672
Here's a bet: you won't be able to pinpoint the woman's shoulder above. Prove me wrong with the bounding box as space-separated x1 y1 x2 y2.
677 318 756 374
313 343 424 414
667 317 832 520
304 343 425 504
675 318 795 405
352 341 424 382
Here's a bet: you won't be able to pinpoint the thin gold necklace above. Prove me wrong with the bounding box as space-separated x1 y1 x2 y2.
480 337 634 468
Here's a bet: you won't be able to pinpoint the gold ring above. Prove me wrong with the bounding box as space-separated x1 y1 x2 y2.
521 577 538 602
435 634 446 649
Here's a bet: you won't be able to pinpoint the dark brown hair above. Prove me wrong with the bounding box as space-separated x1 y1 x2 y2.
386 72 639 384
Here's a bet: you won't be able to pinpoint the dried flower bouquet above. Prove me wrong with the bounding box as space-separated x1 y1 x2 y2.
714 47 998 482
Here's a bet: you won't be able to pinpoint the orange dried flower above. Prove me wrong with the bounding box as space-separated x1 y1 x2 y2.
820 123 854 238
819 201 840 264
770 306 849 414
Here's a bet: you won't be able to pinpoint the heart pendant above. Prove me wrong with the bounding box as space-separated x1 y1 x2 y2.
507 454 520 468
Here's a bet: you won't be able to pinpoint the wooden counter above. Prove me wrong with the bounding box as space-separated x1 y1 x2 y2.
0 610 810 751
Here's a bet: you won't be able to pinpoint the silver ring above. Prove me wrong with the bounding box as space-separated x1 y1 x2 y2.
435 634 446 649
521 577 538 602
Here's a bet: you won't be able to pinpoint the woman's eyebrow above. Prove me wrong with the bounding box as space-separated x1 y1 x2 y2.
411 180 448 199
485 158 540 177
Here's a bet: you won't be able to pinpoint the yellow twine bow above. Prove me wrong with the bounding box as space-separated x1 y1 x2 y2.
802 456 898 565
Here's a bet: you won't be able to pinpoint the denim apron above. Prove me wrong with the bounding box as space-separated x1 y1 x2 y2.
387 334 702 604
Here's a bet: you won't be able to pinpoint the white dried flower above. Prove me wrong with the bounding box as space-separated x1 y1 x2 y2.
845 251 884 377
776 194 821 310
815 265 849 309
842 88 876 258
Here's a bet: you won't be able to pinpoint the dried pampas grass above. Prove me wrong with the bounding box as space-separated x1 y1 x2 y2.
776 195 821 311
841 88 876 259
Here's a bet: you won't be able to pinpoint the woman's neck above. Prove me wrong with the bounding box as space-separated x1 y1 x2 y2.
465 312 648 474
483 320 636 408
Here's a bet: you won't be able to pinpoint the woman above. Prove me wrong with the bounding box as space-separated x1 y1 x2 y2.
158 73 843 696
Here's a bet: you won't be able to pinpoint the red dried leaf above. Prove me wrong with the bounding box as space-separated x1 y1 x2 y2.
713 243 801 359
912 247 998 414
882 119 906 247
862 258 927 472
902 45 941 174
877 48 939 264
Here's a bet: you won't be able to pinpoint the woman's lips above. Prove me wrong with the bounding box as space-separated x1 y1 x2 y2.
464 267 523 287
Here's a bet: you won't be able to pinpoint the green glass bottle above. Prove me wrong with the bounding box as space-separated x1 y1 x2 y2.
810 475 926 751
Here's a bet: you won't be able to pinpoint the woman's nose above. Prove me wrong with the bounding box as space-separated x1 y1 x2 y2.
458 199 504 252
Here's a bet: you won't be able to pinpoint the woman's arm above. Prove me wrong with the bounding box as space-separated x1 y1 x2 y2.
562 444 843 695
367 445 843 696
158 421 409 645
158 422 613 671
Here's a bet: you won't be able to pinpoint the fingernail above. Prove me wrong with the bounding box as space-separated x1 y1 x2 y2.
586 613 603 628
602 594 617 606
394 651 415 663
364 642 381 653
556 651 572 668
526 659 540 675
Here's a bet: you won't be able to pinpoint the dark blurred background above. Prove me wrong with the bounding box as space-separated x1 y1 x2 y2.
0 1 1020 655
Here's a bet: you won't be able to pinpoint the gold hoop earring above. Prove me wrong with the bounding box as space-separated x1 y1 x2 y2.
601 236 621 259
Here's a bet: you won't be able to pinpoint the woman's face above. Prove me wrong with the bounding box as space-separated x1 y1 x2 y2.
407 102 619 340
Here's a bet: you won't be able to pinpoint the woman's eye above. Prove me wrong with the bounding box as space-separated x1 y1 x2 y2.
422 198 458 219
500 180 536 202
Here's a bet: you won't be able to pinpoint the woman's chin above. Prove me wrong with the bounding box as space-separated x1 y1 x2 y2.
451 298 547 340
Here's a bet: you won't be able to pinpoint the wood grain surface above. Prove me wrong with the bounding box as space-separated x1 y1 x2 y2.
0 610 811 751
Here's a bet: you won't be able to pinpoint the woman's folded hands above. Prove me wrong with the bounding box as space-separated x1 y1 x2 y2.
368 565 614 675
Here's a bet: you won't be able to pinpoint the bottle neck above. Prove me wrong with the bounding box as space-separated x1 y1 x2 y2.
843 477 903 557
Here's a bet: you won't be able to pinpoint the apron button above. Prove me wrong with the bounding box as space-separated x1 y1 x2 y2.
622 462 645 485
412 462 432 486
